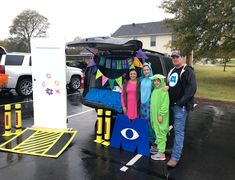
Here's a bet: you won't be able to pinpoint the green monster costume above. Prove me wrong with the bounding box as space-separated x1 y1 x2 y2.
150 74 169 154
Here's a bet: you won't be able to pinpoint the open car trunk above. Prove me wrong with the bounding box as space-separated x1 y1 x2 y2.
66 37 172 114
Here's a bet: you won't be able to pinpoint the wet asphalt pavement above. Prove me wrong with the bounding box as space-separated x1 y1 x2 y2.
0 91 235 180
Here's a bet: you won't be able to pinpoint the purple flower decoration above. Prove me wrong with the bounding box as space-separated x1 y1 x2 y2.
55 89 60 94
136 49 148 59
46 88 53 95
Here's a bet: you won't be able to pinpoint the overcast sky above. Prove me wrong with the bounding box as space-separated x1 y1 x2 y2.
0 0 173 42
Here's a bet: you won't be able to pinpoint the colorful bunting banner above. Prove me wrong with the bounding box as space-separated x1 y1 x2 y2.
105 59 111 68
109 79 115 89
112 59 117 69
125 59 130 69
96 69 103 79
99 56 106 66
128 58 133 66
115 76 123 88
102 76 109 86
117 60 122 70
93 66 98 73
136 49 148 59
130 63 135 69
87 59 96 67
133 57 143 68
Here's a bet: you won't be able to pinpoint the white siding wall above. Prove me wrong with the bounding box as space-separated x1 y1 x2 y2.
136 35 172 55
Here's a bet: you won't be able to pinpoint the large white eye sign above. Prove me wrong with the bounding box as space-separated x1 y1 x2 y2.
121 128 139 140
169 72 178 87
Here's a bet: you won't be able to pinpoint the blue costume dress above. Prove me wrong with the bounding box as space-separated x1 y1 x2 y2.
140 63 156 144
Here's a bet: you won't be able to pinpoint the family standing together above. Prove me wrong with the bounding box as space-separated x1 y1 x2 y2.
121 50 197 168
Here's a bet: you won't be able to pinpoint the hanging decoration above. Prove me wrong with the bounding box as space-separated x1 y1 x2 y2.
128 58 133 66
136 49 148 59
99 56 106 66
93 52 145 89
116 60 121 70
93 66 98 73
108 79 115 89
105 59 111 68
133 57 143 68
87 58 96 67
96 69 103 79
95 68 123 89
102 76 109 86
115 76 123 88
130 63 135 69
112 59 117 69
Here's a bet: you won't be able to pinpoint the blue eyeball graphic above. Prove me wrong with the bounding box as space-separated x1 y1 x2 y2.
121 128 139 140
169 72 178 87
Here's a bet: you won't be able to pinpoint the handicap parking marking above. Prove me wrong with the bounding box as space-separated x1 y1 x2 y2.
120 154 143 172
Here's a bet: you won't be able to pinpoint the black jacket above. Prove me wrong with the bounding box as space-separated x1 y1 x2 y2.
169 65 197 111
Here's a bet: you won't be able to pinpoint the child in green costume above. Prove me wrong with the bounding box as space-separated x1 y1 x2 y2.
150 74 169 161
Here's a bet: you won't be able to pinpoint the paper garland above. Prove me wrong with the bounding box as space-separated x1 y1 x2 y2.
115 76 122 88
102 76 109 86
87 59 96 67
108 79 115 89
133 57 142 68
97 56 142 70
96 69 103 79
89 55 144 89
96 70 123 89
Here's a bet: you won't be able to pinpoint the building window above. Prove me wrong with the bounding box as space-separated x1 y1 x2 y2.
150 36 156 47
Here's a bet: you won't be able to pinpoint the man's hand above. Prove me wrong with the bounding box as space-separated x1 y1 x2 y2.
162 85 169 91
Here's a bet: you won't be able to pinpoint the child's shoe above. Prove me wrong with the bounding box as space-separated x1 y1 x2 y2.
150 144 158 154
151 152 166 161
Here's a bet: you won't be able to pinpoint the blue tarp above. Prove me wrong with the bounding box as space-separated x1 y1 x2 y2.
84 88 122 113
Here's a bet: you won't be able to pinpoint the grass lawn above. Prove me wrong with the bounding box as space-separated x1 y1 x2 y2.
227 59 235 66
194 65 235 102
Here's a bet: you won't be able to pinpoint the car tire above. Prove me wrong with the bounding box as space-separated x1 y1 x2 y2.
69 75 81 91
16 78 33 97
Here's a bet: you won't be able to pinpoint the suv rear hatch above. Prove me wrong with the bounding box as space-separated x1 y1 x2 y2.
66 36 142 51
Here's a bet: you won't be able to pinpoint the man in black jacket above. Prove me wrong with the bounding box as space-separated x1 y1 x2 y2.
166 50 197 167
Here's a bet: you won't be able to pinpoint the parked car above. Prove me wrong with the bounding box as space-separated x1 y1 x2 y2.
66 37 173 114
0 50 83 97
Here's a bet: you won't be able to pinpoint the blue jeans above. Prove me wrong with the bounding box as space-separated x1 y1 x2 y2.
171 105 188 161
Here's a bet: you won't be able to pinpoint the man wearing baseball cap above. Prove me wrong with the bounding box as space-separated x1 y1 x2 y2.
166 50 197 167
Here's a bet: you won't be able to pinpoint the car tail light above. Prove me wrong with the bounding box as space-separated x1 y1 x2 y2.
81 74 85 89
0 65 5 74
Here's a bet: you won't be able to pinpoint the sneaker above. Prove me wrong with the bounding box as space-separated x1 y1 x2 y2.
150 145 158 154
151 152 166 161
167 158 178 167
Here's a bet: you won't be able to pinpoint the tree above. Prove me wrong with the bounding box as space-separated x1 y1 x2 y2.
0 38 28 52
161 0 235 68
9 9 50 52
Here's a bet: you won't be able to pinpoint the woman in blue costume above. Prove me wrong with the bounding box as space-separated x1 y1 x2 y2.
140 62 156 146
